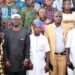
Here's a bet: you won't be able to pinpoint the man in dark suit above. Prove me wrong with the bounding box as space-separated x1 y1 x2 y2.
3 14 30 75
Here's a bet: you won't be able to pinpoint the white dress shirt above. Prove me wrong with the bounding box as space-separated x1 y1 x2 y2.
55 26 65 53
66 28 75 67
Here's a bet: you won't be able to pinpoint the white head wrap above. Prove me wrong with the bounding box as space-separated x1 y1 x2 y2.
11 14 21 19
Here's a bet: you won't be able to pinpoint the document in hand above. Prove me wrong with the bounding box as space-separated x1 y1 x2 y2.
49 62 53 71
68 62 74 70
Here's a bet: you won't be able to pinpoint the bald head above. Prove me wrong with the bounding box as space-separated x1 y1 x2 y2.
54 11 62 18
54 11 62 26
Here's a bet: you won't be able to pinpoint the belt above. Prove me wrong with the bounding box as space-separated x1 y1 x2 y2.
55 51 66 55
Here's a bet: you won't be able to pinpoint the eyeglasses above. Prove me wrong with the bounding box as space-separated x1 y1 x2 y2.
12 19 20 20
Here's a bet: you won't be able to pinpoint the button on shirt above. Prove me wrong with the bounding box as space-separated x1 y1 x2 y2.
55 26 65 53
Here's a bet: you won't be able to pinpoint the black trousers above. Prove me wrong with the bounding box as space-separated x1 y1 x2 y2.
6 71 26 75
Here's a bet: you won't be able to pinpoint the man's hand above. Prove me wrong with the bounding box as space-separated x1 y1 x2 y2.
28 61 33 70
44 65 49 73
22 59 29 69
5 60 12 68
67 60 71 66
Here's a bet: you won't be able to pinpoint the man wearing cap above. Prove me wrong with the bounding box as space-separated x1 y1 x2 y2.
27 19 50 75
3 14 30 75
44 11 67 75
31 19 45 34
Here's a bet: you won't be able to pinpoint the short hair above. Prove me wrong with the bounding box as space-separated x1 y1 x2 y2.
54 11 62 17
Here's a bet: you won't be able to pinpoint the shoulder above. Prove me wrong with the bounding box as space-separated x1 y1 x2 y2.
20 27 27 33
68 28 75 35
40 34 47 39
4 29 12 36
3 3 7 7
5 29 12 33
31 7 36 12
1 4 7 10
45 23 55 29
52 7 58 11
30 34 34 37
45 25 51 29
45 19 51 25
70 28 75 32
20 7 26 12
40 34 48 43
30 34 35 40
72 12 75 16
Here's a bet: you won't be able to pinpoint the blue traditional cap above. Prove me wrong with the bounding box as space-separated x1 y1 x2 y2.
33 19 43 27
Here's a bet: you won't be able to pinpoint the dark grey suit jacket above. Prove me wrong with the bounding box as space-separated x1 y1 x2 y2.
3 27 30 72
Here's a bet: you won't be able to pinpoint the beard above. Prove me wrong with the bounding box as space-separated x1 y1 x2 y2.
13 23 20 27
14 25 19 27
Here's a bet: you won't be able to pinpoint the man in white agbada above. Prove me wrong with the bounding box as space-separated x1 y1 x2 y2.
27 19 50 75
66 27 75 75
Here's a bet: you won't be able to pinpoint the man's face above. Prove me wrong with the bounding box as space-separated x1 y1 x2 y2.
0 0 4 4
12 16 21 26
5 0 12 4
34 25 41 35
54 13 62 24
44 0 53 7
25 0 33 6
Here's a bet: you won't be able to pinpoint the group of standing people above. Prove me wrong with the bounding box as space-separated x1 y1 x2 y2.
0 0 75 75
1 14 50 75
